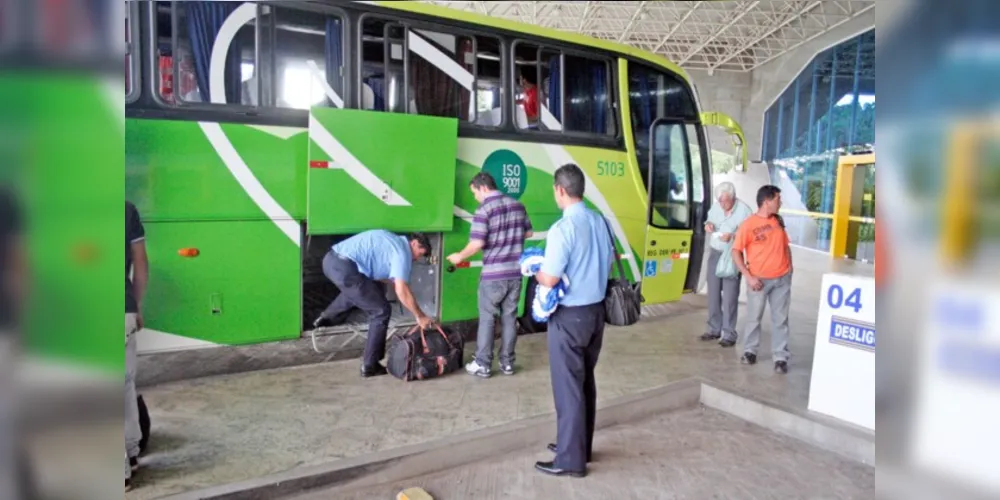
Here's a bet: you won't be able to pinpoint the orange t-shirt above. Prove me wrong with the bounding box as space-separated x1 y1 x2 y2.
733 214 792 280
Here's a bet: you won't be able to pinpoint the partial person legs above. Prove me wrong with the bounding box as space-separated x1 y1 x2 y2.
125 314 141 488
497 280 522 374
546 310 589 473
720 275 742 344
320 252 393 376
582 309 605 461
702 249 724 341
742 283 768 365
470 279 522 377
741 274 792 373
470 282 503 377
538 305 604 477
768 273 793 373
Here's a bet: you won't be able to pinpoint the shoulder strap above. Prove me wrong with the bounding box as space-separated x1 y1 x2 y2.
602 217 628 285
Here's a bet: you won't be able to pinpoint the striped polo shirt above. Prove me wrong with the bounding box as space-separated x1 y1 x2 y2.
470 192 533 282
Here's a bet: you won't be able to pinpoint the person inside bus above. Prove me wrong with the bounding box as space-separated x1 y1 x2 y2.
702 181 752 347
312 231 434 378
516 66 540 129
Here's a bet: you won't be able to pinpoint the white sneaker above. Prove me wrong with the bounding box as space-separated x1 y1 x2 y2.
465 360 491 378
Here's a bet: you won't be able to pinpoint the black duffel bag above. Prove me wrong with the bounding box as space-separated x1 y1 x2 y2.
602 218 643 326
386 324 464 381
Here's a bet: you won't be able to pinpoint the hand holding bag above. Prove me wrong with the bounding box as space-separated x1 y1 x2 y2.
715 239 739 279
602 218 643 326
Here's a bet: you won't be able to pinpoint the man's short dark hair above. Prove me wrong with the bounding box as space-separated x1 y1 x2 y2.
409 232 432 256
554 164 586 199
470 172 498 191
756 185 781 208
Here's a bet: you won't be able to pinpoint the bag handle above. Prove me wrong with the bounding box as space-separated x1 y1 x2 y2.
602 217 629 287
407 323 454 353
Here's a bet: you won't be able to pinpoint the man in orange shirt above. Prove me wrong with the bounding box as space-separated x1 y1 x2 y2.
732 185 793 374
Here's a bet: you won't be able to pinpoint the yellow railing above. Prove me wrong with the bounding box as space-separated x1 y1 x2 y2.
831 153 876 259
777 153 875 259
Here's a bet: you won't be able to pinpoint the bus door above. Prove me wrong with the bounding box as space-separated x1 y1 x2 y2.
641 118 698 304
306 107 459 234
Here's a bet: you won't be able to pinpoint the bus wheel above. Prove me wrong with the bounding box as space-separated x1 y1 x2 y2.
519 278 547 334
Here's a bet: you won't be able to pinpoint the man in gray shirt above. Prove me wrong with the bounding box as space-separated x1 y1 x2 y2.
447 172 533 377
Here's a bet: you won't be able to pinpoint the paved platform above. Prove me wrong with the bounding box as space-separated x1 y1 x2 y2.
124 247 872 499
294 408 874 500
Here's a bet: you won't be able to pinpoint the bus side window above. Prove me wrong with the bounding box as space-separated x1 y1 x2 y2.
158 2 260 107
270 8 346 110
358 15 502 124
126 1 138 103
359 17 407 113
512 41 556 131
628 62 699 193
563 55 615 136
512 43 614 137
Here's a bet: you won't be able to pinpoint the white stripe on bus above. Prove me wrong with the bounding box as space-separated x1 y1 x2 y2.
200 122 301 247
310 115 413 207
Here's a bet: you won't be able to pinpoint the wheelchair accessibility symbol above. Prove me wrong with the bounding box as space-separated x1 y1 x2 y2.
644 260 658 278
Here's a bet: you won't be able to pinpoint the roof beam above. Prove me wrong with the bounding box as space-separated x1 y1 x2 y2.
711 0 821 70
753 3 874 69
651 1 704 54
617 1 650 42
678 0 760 66
577 1 596 32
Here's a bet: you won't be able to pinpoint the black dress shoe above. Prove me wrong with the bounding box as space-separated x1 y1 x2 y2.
360 364 388 378
547 443 592 462
534 461 586 478
719 338 737 348
699 332 721 341
129 456 139 471
313 316 334 329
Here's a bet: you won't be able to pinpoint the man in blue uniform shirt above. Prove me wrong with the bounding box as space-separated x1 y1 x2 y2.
313 230 434 378
531 164 612 478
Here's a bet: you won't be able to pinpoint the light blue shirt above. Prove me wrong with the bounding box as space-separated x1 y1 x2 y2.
333 230 413 282
541 202 613 307
706 199 753 252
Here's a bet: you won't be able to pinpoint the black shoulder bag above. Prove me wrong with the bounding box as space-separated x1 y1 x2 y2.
602 218 643 326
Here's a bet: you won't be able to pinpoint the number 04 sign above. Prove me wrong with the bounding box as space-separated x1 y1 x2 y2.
808 273 876 430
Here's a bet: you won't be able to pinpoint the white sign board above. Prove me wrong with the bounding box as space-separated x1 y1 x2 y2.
911 279 1000 495
808 273 876 430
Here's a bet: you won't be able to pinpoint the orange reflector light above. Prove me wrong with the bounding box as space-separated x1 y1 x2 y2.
456 261 471 269
178 248 200 258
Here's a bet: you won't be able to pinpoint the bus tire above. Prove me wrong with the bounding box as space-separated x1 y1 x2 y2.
519 278 547 334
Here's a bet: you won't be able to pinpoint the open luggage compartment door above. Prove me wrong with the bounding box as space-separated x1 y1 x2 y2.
307 108 459 235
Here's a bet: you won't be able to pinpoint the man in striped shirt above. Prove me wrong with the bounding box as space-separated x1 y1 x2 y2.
447 172 533 377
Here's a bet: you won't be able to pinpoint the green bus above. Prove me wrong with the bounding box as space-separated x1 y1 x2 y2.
125 1 748 354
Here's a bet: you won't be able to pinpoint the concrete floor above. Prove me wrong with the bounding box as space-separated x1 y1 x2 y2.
126 248 872 499
298 408 875 500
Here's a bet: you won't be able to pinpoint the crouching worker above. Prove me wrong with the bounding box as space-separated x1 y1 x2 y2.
313 231 434 378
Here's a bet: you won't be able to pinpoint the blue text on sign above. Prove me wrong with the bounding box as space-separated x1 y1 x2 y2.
827 284 864 313
829 317 875 352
